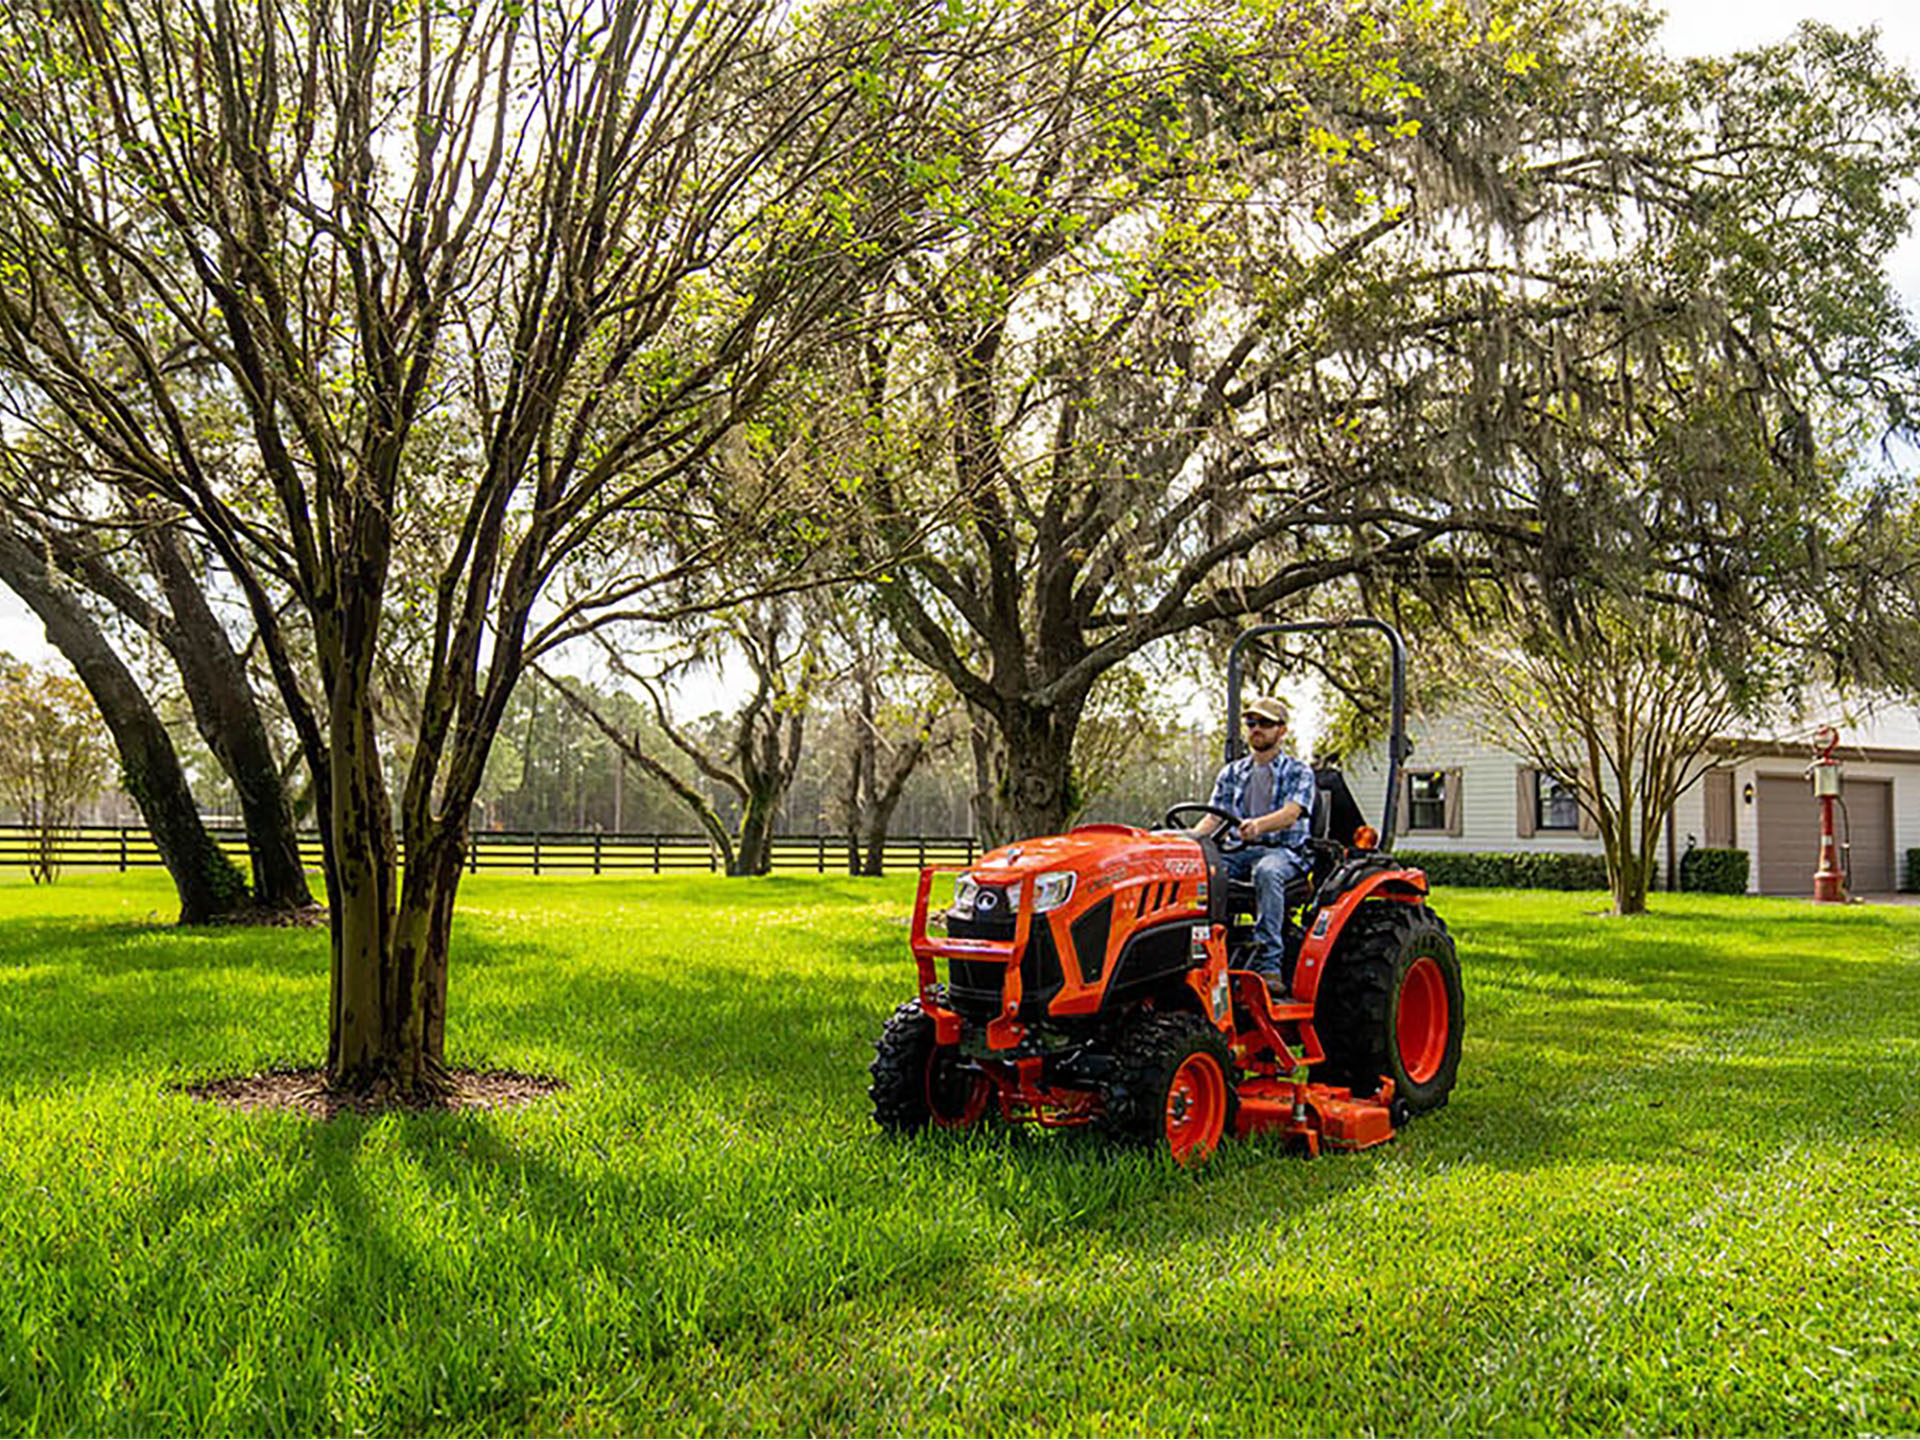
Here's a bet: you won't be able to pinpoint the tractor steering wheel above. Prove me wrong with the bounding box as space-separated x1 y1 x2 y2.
1161 802 1249 852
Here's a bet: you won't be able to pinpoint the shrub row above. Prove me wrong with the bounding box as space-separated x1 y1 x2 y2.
1680 847 1750 894
1396 850 1610 890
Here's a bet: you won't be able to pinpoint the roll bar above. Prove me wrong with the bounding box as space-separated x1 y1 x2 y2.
1225 619 1411 852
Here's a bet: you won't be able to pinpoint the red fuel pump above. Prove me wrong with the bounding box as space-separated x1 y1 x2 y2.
1810 724 1846 903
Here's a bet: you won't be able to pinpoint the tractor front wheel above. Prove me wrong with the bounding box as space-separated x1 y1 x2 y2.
869 995 990 1133
1315 902 1463 1114
1106 1012 1233 1165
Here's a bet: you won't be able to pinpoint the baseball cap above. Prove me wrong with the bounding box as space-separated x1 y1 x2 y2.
1242 694 1289 724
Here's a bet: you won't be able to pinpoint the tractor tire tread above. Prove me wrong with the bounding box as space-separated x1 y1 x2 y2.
1104 1011 1233 1151
869 995 938 1133
1314 901 1463 1114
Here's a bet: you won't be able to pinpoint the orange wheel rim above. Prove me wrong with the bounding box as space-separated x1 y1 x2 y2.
1397 955 1450 1084
1164 1053 1227 1164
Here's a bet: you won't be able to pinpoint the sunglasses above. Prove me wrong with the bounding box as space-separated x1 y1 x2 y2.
1241 715 1282 728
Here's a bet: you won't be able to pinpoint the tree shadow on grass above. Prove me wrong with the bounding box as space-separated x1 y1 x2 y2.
16 1098 1246 1432
10 952 1917 1431
0 913 325 967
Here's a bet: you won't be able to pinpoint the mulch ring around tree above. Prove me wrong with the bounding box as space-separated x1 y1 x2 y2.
179 1067 567 1119
205 903 331 929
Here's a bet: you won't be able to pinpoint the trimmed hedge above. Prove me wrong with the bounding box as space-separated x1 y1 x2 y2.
1397 849 1609 890
1906 848 1920 893
1680 847 1750 895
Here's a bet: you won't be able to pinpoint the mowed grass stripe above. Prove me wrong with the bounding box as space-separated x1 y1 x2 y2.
0 873 1916 1435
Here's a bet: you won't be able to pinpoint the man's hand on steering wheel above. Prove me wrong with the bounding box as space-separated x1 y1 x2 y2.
1160 801 1249 852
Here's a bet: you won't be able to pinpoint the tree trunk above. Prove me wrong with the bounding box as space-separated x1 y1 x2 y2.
1619 821 1657 916
0 527 249 923
318 610 451 1096
390 820 461 1081
736 786 778 876
967 706 1010 847
145 527 315 911
993 699 1085 842
1600 813 1651 916
859 733 926 877
842 684 874 876
840 753 865 877
859 796 902 877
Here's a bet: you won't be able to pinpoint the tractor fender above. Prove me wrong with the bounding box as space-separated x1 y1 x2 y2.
1291 867 1428 1007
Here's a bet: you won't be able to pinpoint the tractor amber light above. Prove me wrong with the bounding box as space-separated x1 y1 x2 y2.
1353 825 1379 850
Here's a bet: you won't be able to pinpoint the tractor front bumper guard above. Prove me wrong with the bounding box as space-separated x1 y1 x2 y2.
909 865 1035 1050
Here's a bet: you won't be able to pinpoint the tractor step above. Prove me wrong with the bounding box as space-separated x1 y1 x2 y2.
1228 969 1314 1020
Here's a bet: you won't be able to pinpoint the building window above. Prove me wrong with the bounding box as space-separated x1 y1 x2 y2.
1407 771 1448 832
1535 771 1580 831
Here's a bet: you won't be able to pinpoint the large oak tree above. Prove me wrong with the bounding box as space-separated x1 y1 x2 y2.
0 0 949 1095
839 2 1920 841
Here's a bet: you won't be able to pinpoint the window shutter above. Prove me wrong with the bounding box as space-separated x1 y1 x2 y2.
1444 768 1464 836
1704 770 1735 848
1577 766 1600 838
1516 767 1536 839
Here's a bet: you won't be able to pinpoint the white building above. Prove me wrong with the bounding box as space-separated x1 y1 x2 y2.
1340 706 1920 896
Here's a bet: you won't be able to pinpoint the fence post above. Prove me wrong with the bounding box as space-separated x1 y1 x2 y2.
709 841 717 873
470 833 480 873
593 832 602 876
652 836 661 874
533 831 542 876
918 837 927 870
967 837 976 864
817 834 825 873
119 827 128 873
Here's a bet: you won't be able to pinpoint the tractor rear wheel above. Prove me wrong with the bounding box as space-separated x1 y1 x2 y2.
1315 902 1463 1114
1105 1012 1233 1165
869 995 990 1133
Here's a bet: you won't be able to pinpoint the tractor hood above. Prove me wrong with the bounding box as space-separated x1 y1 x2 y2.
968 824 1207 885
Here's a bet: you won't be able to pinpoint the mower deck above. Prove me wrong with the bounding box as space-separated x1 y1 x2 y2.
1230 1077 1397 1154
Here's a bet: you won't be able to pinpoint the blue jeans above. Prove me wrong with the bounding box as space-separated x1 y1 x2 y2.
1219 844 1308 975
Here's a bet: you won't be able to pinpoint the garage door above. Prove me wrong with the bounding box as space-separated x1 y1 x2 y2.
1841 778 1894 893
1754 775 1895 895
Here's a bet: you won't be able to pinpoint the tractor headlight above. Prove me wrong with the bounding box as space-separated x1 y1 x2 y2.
1032 871 1076 913
952 873 979 912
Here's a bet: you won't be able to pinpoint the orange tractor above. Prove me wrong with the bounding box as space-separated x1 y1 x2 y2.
869 619 1463 1163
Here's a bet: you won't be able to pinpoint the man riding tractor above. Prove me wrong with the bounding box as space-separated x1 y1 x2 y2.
1188 692 1316 989
871 619 1464 1163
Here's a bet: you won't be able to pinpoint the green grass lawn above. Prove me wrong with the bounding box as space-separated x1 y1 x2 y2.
1 872 1917 1436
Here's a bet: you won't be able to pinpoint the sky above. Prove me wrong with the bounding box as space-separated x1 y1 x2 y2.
4 1 1918 724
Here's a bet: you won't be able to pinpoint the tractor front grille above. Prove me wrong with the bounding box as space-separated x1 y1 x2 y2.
947 885 1017 940
942 889 1064 1020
